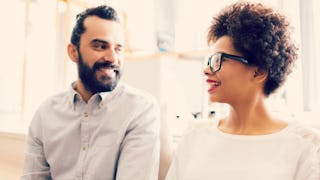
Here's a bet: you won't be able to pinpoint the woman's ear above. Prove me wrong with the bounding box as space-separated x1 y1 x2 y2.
253 68 268 84
67 44 78 63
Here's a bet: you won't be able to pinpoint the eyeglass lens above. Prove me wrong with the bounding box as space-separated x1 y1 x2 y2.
209 53 221 72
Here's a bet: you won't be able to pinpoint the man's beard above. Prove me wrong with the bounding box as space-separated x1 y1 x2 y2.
77 51 121 94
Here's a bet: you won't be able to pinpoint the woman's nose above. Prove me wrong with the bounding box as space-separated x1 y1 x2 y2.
203 65 212 76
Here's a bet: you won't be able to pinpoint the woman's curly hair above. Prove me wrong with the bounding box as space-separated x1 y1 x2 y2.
207 2 298 96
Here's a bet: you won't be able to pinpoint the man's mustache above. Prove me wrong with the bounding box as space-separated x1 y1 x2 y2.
93 61 120 72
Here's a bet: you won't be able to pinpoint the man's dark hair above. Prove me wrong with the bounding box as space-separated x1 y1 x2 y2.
70 5 120 47
207 2 298 96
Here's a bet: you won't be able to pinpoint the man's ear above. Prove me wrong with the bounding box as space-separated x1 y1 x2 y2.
253 68 268 84
67 44 78 63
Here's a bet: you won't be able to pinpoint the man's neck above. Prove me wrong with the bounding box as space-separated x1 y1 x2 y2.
74 80 93 103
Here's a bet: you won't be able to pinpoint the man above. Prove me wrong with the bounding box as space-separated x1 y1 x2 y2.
22 5 160 180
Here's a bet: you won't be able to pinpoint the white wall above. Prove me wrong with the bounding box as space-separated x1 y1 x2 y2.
121 54 204 136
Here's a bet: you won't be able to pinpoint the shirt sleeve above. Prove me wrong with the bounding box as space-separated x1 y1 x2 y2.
165 153 178 180
294 127 320 180
116 98 160 180
295 145 320 180
165 135 188 180
21 110 51 180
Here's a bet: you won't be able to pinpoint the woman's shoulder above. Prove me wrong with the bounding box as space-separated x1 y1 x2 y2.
286 120 320 148
180 119 218 141
172 119 218 154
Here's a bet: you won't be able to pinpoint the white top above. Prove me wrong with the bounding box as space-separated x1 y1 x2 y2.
22 82 160 180
166 119 320 180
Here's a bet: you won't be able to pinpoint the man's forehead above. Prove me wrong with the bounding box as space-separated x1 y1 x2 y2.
82 16 124 43
83 16 122 30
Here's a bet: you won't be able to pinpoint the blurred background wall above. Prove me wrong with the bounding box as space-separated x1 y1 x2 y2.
0 0 319 136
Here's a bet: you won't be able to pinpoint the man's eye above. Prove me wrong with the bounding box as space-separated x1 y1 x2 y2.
93 43 106 50
116 46 124 53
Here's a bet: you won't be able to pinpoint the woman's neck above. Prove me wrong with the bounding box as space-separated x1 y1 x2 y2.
218 95 287 135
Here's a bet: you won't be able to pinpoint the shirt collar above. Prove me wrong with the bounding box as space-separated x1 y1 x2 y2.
98 82 124 105
69 81 124 110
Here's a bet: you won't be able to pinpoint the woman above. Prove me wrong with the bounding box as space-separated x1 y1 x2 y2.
166 2 320 180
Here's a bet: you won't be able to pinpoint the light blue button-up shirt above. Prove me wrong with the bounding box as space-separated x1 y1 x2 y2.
22 82 160 180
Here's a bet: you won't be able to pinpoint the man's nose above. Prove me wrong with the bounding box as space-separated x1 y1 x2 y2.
103 48 118 64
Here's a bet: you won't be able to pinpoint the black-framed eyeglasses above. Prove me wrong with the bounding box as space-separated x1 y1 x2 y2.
207 52 249 73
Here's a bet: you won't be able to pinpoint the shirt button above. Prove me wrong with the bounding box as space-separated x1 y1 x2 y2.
84 112 88 117
82 146 86 151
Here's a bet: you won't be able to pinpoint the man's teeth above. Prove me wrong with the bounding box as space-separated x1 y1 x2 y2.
99 67 118 71
213 82 220 86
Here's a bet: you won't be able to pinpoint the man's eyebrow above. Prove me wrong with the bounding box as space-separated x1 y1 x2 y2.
91 39 108 44
91 39 124 47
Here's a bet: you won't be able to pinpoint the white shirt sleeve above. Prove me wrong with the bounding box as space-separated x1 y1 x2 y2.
165 152 180 180
21 110 51 180
165 131 192 180
293 127 320 180
116 98 160 180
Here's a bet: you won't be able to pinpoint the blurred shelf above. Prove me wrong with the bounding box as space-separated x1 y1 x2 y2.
124 48 210 61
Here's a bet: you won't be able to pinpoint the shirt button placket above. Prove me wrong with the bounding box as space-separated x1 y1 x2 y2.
84 112 88 118
80 110 89 177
